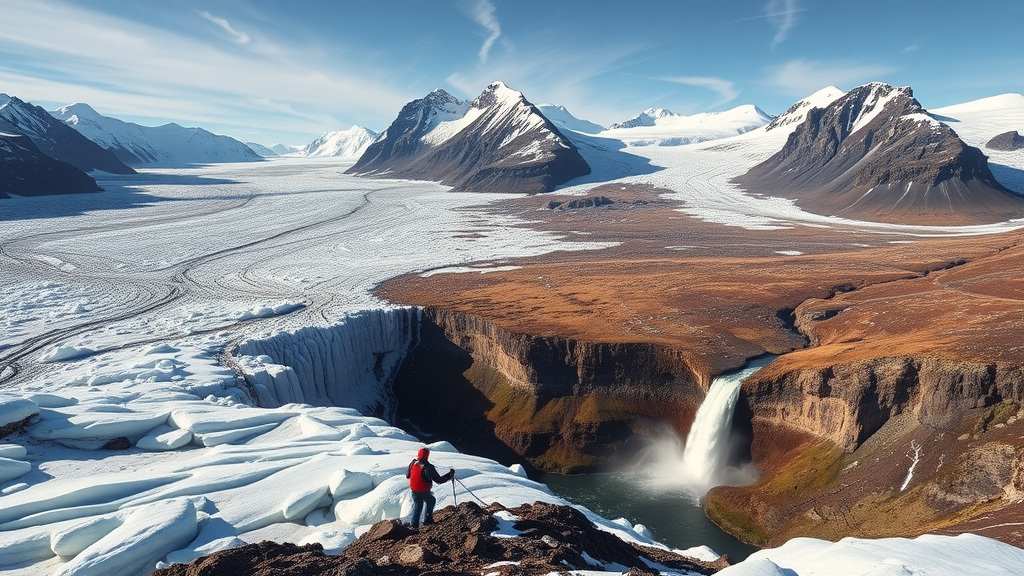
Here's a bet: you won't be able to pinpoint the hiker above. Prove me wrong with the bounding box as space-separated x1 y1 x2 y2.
406 447 455 529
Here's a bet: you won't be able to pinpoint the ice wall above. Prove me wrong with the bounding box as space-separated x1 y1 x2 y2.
234 308 420 418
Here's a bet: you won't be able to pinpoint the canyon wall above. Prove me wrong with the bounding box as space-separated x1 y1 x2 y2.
393 307 710 472
742 355 1024 453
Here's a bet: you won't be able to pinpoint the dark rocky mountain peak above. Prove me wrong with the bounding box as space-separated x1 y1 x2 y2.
347 82 590 194
738 82 1024 225
0 95 135 175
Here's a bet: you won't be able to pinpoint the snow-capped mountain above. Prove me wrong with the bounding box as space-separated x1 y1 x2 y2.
536 104 605 134
244 142 278 157
764 86 846 132
0 131 101 197
0 95 134 175
603 104 773 146
52 103 261 165
271 143 304 156
739 82 1024 225
347 82 590 194
304 126 379 158
608 108 678 129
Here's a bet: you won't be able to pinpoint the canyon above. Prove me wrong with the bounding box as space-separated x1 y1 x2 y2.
378 182 1024 547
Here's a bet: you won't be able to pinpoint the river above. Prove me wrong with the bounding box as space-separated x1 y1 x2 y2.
540 471 759 562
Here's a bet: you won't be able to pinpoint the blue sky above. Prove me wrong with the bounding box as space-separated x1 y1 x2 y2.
2 0 1022 146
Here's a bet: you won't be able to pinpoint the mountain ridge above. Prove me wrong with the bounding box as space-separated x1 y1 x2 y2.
737 82 1024 225
347 81 590 194
0 95 135 175
52 104 261 166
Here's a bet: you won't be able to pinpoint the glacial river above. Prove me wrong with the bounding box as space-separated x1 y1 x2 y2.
541 471 759 562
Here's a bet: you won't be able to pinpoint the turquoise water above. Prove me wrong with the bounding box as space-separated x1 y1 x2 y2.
540 471 759 563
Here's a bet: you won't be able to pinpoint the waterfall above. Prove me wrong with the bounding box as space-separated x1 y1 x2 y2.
679 355 774 491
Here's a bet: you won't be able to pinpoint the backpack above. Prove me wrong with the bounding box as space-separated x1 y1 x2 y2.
408 459 431 492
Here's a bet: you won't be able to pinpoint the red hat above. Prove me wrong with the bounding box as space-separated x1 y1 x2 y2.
417 447 430 461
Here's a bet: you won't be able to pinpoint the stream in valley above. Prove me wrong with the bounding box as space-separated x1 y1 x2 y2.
540 471 759 562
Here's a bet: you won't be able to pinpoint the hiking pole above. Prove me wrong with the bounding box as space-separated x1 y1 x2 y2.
455 477 488 506
451 474 457 505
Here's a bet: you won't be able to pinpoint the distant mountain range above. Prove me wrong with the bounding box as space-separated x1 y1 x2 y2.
347 82 590 194
52 103 261 165
3 83 1021 223
602 105 772 146
536 104 605 135
1 94 134 176
305 126 379 158
244 142 279 157
737 82 1024 225
246 128 378 159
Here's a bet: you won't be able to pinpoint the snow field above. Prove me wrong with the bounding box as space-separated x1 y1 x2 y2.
716 533 1024 576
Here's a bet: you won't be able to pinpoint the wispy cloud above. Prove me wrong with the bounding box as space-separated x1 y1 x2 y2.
765 0 798 50
0 1 412 143
767 58 898 96
903 39 924 53
445 37 651 126
466 0 503 63
200 11 250 45
655 76 739 106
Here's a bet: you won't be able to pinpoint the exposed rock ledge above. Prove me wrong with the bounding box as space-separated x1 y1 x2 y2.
394 307 710 472
150 501 726 576
742 354 1024 452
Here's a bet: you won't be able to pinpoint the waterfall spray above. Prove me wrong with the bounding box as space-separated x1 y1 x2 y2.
679 356 773 490
634 355 769 493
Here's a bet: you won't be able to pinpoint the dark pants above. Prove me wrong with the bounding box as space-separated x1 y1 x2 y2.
410 490 436 527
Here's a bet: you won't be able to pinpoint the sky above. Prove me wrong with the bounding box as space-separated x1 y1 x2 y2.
1 0 1022 147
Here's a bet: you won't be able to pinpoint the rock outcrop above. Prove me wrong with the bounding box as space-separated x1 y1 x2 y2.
546 195 615 210
347 82 591 194
0 132 102 198
741 355 1024 453
738 83 1024 225
987 130 1024 151
150 501 727 576
394 308 707 472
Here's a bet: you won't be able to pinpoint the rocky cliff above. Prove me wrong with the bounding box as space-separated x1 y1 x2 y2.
705 241 1024 546
347 82 590 194
393 308 708 472
738 83 1024 225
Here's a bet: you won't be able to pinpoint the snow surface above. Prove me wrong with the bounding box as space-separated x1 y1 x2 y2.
3 89 1024 575
716 533 1024 576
